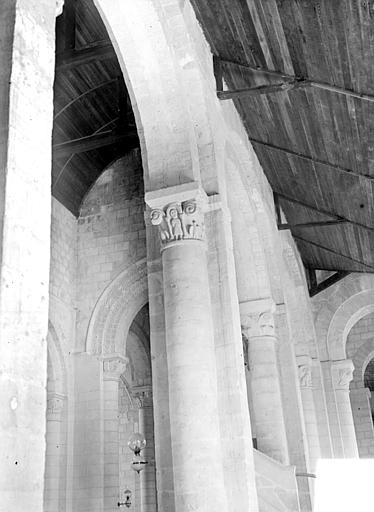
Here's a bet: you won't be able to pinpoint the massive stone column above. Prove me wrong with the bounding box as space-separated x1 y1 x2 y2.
240 298 289 464
101 354 128 512
0 2 56 511
331 359 359 458
296 356 321 474
134 386 157 512
146 182 228 512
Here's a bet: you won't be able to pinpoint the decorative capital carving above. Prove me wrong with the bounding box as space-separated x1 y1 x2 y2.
56 0 64 16
150 199 205 248
297 356 313 388
145 183 207 250
101 354 129 381
47 393 66 417
133 385 153 408
240 298 276 338
331 359 354 390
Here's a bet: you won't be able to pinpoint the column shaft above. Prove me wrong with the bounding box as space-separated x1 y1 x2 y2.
146 183 228 512
163 242 227 511
241 300 289 464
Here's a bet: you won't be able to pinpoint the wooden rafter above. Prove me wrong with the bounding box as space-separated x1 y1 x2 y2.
277 192 374 234
214 56 374 104
250 137 374 182
307 269 350 297
294 235 374 271
278 219 348 230
53 130 138 157
54 78 118 120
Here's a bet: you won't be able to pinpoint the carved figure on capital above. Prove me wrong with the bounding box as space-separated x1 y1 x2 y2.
150 199 205 246
298 364 312 388
102 355 128 381
47 394 65 416
242 309 275 339
331 360 354 390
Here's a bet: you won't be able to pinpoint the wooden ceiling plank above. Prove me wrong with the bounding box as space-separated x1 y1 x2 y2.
221 0 264 67
273 0 308 78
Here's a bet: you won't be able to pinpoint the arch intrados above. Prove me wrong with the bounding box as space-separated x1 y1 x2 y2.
362 349 374 382
327 291 374 360
85 259 148 356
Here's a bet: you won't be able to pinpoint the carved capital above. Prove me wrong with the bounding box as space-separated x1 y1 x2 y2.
145 183 207 250
240 298 276 338
47 393 66 418
133 385 153 408
331 359 354 390
101 354 128 381
297 356 313 389
56 0 64 16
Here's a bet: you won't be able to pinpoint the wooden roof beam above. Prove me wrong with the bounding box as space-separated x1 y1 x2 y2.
53 130 138 157
214 57 374 103
56 41 116 71
278 219 348 230
308 270 350 297
294 234 374 271
277 192 374 234
250 137 373 182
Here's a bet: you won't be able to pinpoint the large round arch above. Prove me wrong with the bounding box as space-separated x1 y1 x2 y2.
85 258 148 356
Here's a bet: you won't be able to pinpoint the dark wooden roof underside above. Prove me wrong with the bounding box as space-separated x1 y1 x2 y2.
190 0 374 273
53 0 138 216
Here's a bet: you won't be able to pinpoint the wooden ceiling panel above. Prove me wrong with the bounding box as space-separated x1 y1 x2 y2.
191 0 374 273
52 0 139 215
